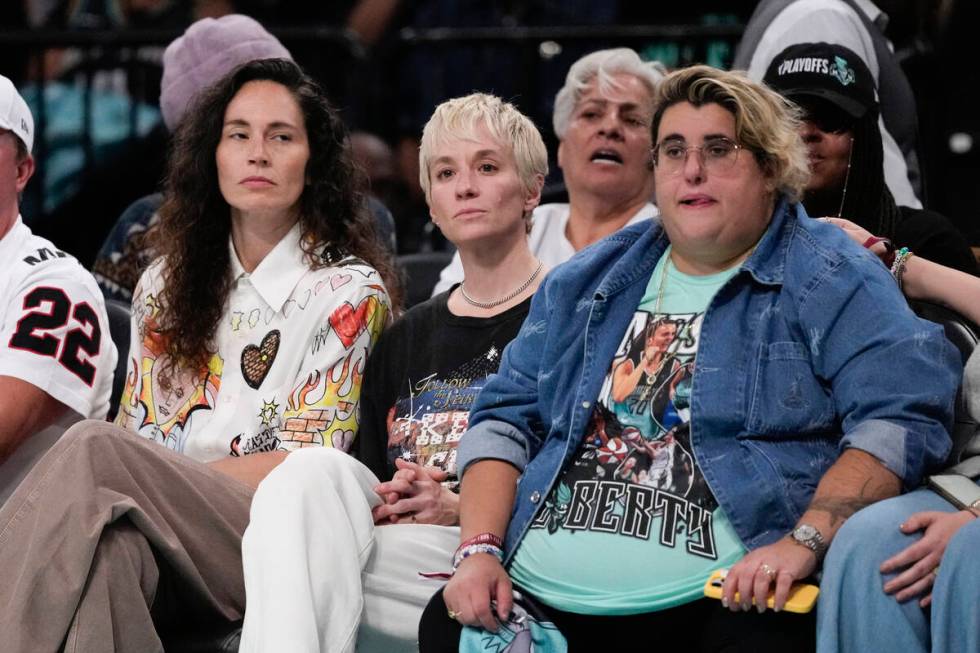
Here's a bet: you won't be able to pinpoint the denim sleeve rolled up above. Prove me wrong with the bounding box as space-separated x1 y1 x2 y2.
458 199 960 557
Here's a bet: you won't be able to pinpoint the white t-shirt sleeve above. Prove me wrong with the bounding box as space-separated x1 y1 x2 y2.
0 263 116 419
745 1 879 80
431 251 464 297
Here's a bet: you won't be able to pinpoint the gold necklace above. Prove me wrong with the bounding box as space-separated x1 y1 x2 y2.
654 249 671 317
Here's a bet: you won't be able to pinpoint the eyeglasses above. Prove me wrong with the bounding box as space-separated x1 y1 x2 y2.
652 137 743 176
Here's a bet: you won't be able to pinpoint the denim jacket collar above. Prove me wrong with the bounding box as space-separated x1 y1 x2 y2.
596 196 796 301
591 224 667 302
740 196 795 287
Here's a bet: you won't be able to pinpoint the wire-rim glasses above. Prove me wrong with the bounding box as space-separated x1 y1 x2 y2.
652 136 743 176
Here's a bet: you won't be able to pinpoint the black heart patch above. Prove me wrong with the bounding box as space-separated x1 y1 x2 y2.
241 329 280 389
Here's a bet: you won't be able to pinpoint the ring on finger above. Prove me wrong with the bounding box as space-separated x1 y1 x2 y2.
759 563 777 580
447 608 459 620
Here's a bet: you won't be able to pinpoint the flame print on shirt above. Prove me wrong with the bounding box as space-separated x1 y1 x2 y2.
277 352 363 450
236 288 389 453
115 291 223 452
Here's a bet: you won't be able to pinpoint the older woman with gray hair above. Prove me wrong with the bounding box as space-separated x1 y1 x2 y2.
431 47 665 298
419 65 959 652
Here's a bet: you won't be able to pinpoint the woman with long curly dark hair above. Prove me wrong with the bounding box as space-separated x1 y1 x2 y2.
154 57 399 373
113 57 396 464
0 58 394 651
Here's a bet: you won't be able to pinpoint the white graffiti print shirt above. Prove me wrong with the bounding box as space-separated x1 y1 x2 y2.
115 222 390 462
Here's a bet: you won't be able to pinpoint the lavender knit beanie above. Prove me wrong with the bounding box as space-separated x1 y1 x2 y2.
160 14 291 131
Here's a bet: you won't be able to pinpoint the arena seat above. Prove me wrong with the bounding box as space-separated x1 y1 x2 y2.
909 299 980 466
104 298 131 421
398 251 454 308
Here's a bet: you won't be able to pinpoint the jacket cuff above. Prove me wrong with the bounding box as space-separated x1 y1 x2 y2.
458 419 530 479
840 418 948 487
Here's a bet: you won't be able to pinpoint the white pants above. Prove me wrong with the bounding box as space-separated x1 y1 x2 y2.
239 448 458 653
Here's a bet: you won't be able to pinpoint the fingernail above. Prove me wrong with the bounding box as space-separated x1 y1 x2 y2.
757 604 764 614
721 598 728 608
774 605 781 613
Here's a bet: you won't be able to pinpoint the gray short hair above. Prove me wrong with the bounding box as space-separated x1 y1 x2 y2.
553 48 666 139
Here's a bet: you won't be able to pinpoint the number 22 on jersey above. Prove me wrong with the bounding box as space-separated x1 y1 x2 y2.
8 286 102 386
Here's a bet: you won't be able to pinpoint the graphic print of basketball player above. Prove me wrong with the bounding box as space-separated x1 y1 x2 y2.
564 314 698 493
609 317 687 435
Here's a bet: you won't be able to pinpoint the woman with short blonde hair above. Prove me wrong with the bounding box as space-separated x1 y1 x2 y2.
240 92 550 652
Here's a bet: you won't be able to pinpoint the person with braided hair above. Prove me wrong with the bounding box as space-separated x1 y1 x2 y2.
763 41 977 275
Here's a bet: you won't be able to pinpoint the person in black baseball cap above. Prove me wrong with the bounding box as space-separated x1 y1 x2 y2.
764 42 977 275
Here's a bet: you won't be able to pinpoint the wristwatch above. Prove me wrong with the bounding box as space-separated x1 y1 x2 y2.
790 524 827 560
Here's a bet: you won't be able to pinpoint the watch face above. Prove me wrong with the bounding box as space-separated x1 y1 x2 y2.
796 525 817 540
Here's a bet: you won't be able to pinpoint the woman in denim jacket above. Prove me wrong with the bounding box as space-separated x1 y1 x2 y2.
420 66 960 652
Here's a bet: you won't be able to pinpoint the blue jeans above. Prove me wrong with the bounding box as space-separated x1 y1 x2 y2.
817 488 980 653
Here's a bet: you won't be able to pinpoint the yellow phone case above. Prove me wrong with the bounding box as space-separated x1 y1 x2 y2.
703 569 819 614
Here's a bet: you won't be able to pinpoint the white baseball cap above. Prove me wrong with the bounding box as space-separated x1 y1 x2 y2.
0 74 34 153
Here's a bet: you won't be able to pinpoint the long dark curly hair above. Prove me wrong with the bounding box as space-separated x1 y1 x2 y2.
154 58 399 370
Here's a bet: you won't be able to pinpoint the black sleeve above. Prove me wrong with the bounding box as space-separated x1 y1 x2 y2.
352 330 394 481
896 208 979 276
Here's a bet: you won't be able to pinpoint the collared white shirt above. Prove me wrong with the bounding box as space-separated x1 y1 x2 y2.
115 222 390 462
0 216 117 501
432 201 658 297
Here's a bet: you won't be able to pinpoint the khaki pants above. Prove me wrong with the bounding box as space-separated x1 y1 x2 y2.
0 420 253 653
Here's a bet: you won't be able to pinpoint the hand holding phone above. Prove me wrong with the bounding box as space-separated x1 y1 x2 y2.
703 569 819 613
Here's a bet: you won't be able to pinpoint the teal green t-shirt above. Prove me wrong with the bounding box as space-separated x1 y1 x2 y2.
509 249 747 615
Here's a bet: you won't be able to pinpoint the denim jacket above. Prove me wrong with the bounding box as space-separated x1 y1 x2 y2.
458 199 960 561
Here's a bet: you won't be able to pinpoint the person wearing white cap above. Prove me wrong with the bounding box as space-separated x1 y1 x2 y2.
0 74 117 504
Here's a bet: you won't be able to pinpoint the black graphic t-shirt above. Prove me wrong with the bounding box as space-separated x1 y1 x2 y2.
355 288 531 483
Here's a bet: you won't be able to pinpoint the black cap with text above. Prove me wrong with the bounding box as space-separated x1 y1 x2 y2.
763 42 877 120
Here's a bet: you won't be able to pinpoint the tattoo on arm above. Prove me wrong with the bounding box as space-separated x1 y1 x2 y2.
808 496 876 529
808 478 894 529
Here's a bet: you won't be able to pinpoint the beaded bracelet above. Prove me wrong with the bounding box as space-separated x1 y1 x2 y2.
452 543 504 570
890 247 913 290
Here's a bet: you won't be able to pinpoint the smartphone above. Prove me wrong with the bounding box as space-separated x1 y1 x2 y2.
703 569 819 613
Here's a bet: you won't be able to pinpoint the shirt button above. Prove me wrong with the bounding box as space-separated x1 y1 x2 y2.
581 401 591 409
530 491 541 503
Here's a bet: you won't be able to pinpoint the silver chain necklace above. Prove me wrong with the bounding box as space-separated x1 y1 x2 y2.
460 261 543 309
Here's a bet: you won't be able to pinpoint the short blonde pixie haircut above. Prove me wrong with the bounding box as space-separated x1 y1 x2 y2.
651 65 810 202
418 93 549 209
